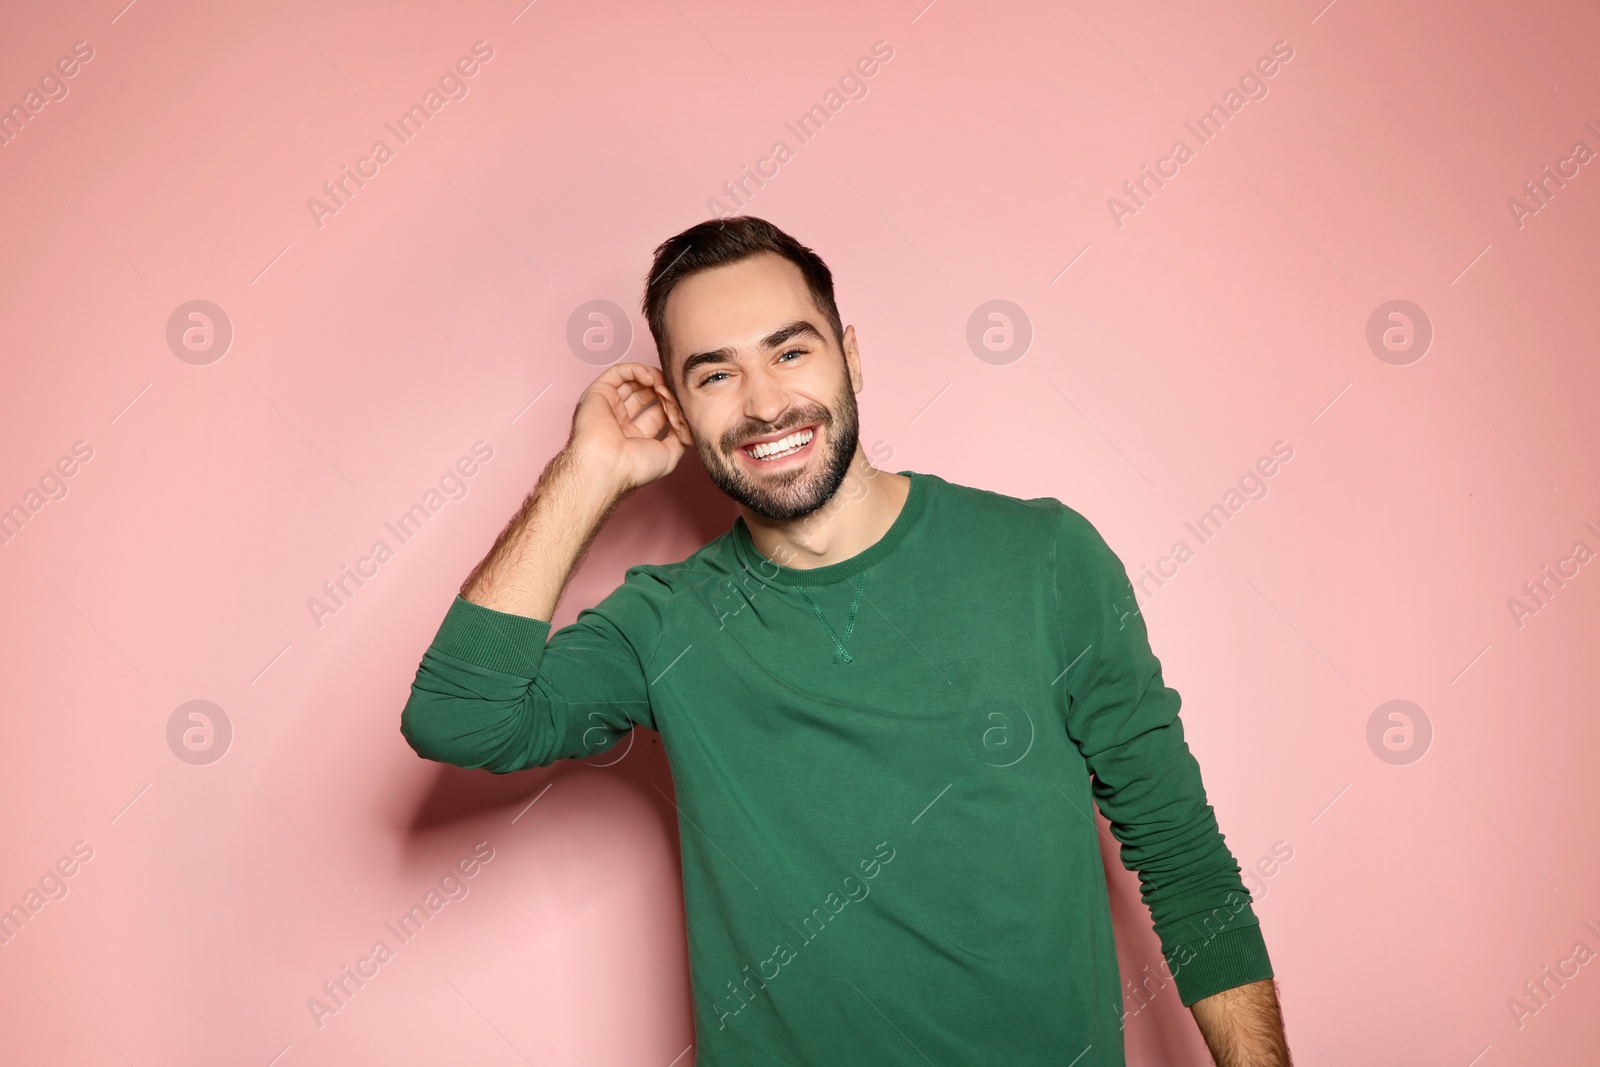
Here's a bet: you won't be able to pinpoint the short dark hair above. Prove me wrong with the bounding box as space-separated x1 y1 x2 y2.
641 216 845 388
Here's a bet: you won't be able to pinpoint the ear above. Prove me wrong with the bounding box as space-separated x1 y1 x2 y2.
842 325 863 392
658 382 695 446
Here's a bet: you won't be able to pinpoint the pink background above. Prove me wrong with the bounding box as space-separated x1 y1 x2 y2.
2 0 1597 1063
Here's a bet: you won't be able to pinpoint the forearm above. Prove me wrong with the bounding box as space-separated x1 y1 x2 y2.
460 447 624 621
1189 977 1292 1067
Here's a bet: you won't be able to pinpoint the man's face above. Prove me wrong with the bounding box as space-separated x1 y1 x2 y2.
662 252 862 522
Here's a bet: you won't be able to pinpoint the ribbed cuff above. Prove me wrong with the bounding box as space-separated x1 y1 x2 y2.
428 595 553 677
1166 923 1274 1006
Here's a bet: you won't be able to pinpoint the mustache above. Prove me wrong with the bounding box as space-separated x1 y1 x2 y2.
725 412 828 451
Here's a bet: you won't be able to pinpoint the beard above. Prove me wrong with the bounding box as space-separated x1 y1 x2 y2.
695 370 861 522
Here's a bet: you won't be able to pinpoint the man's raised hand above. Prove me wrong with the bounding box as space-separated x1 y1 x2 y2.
568 362 694 493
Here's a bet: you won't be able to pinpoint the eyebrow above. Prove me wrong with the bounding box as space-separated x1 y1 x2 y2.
678 320 827 387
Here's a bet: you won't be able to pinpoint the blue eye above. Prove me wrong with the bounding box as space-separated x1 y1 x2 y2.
698 349 806 387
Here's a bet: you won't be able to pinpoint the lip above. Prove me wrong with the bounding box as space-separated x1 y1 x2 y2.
739 423 819 451
738 425 818 467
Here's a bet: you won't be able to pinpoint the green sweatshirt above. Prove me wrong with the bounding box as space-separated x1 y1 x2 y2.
400 468 1273 1064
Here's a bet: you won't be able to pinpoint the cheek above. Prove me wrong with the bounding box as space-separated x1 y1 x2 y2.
685 406 733 451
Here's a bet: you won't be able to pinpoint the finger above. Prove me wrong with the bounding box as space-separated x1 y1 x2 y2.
648 380 680 424
603 361 660 390
619 385 658 422
587 364 682 442
628 398 668 439
595 383 635 430
598 364 664 416
593 370 656 427
620 366 666 395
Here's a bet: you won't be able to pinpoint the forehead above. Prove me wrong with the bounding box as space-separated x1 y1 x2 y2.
663 252 823 360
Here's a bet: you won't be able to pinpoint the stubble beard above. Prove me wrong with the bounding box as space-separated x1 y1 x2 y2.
697 374 861 522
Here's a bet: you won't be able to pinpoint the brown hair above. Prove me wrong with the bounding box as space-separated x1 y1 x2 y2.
641 216 845 388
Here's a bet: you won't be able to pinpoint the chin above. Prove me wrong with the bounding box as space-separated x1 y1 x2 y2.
716 439 856 523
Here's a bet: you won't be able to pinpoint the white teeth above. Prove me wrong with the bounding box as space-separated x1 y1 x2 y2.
746 428 814 459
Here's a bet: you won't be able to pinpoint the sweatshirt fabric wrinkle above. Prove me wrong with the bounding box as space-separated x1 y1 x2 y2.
398 468 1274 1065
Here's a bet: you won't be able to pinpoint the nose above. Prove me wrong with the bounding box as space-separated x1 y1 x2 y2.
741 361 789 428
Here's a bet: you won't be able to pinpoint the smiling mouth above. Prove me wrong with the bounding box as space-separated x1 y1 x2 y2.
739 425 817 463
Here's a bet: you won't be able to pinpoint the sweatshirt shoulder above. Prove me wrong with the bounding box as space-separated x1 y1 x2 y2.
612 528 740 600
926 471 1074 540
579 536 733 644
923 473 1124 580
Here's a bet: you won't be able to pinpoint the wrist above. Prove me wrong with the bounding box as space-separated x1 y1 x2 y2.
557 444 632 502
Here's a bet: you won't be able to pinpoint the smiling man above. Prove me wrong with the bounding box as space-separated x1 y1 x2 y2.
399 216 1292 1065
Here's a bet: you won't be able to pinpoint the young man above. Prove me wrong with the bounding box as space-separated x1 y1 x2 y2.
400 217 1293 1065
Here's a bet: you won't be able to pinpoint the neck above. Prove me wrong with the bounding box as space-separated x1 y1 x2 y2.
740 450 910 571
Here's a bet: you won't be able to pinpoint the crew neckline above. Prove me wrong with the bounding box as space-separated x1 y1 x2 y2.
730 469 929 587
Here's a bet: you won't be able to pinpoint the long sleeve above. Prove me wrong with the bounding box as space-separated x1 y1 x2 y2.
399 564 672 773
1053 505 1273 1005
